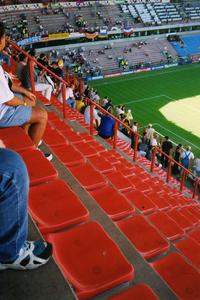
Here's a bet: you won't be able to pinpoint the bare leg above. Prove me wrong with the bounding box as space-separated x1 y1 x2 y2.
27 107 47 147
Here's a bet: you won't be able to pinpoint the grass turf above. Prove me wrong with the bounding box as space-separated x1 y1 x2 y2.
90 63 200 157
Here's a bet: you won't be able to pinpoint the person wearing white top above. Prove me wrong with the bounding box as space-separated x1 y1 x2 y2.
84 105 101 128
193 158 200 177
0 22 48 147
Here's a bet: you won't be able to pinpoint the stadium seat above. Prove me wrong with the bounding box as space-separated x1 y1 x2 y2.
47 111 62 122
105 171 133 193
0 127 34 152
174 237 200 269
166 209 193 232
90 185 135 221
117 215 169 259
188 228 200 244
178 207 199 226
50 119 73 132
61 130 82 144
108 283 159 300
148 211 184 241
74 142 98 158
47 222 134 300
68 163 107 191
43 129 67 148
20 149 58 186
151 252 200 299
52 144 84 167
146 192 171 210
127 175 152 193
124 190 158 215
88 155 115 174
29 180 89 233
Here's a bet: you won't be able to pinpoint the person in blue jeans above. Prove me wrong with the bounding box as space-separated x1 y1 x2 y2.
0 145 52 270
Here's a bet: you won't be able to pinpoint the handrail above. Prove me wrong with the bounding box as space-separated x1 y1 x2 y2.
9 41 199 198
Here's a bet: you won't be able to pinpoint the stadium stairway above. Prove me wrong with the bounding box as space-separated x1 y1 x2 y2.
1 93 200 300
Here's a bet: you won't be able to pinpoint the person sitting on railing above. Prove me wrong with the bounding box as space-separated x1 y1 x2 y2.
98 105 115 139
0 142 52 270
84 103 101 128
146 123 155 144
0 22 48 148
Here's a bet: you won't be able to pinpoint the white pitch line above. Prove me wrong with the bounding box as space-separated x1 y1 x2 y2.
122 94 166 105
93 64 200 87
153 123 200 150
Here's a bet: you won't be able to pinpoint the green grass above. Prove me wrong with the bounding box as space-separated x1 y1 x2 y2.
90 63 200 157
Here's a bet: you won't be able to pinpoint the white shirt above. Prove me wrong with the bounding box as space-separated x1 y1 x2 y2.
66 87 74 99
150 138 157 147
84 105 100 126
0 65 14 120
194 158 200 171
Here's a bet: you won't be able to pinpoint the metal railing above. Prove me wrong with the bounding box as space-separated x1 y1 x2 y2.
10 41 200 199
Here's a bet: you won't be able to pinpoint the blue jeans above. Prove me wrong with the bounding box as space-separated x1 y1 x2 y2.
0 149 29 262
67 98 76 109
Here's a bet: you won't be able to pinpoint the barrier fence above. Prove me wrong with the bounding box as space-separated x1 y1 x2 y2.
10 41 200 199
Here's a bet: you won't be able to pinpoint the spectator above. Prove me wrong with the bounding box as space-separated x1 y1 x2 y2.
160 136 173 168
84 104 100 128
193 157 200 178
126 109 133 123
172 144 182 175
65 83 76 109
20 60 53 102
180 146 194 170
146 123 155 144
98 106 115 139
0 145 52 270
131 121 138 149
0 22 48 148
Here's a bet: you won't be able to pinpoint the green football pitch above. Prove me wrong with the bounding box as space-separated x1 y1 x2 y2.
89 63 200 158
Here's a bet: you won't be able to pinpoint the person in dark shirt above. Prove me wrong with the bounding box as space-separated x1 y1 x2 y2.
98 106 115 139
161 136 173 168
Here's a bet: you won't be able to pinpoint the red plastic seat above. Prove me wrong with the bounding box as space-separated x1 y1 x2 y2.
20 150 58 186
88 155 115 174
50 119 72 132
124 190 157 215
29 180 89 233
117 215 169 259
90 186 135 221
0 127 34 152
147 192 171 211
47 222 134 300
108 284 159 300
179 207 199 226
61 130 81 144
68 163 107 191
148 211 184 241
43 129 67 148
187 206 200 223
128 175 152 193
106 172 132 193
174 237 200 269
47 112 62 122
151 252 200 299
166 209 193 232
74 142 97 158
188 228 200 244
52 144 84 167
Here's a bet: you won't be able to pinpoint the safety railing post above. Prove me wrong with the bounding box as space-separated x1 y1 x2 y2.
61 83 67 119
29 59 35 94
113 121 118 149
90 103 94 136
180 169 186 192
166 158 172 183
133 133 139 162
192 178 199 199
150 147 156 173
